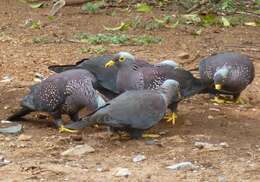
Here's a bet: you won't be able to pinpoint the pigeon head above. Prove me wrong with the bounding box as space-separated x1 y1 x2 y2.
160 79 182 103
213 66 230 90
105 52 135 68
21 84 40 110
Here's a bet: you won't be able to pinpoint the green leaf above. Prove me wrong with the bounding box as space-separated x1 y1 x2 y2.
136 3 152 13
201 15 217 26
221 17 230 27
104 22 131 31
29 2 44 9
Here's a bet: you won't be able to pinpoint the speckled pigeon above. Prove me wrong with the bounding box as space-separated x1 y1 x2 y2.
104 52 208 124
48 54 152 99
7 69 106 132
199 52 255 104
63 79 181 139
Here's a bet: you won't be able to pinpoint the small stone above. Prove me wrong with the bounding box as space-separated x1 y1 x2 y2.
208 115 214 119
166 162 197 170
61 144 95 156
145 140 157 145
219 142 229 148
113 167 131 177
0 155 11 167
209 108 220 112
177 51 189 59
132 154 146 162
194 142 223 151
218 176 226 182
18 134 32 141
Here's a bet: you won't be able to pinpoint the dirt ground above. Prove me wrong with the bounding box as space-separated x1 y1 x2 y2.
0 1 260 181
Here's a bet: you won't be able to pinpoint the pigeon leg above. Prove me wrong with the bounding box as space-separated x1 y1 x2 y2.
128 128 144 139
210 96 226 104
51 112 77 133
164 103 178 125
108 128 130 140
233 93 245 105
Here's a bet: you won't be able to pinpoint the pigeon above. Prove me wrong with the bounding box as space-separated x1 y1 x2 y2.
48 54 152 99
104 52 207 124
63 79 181 139
199 52 255 104
7 69 106 132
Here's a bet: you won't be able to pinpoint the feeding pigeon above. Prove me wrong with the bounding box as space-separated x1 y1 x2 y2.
63 79 181 139
199 52 255 104
7 69 106 132
48 54 152 98
104 52 207 124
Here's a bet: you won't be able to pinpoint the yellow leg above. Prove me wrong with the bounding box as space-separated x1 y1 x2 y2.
59 125 78 133
210 96 226 104
211 96 245 105
142 133 160 138
235 97 245 105
164 112 177 125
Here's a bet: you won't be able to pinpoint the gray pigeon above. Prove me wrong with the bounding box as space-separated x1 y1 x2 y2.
63 79 181 139
7 69 106 132
199 52 255 104
104 52 207 124
48 54 152 99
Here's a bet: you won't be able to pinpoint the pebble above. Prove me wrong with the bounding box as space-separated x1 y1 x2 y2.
61 144 95 156
0 155 11 167
166 162 197 170
113 167 131 177
208 115 214 119
194 142 228 151
209 108 220 112
177 51 189 59
18 134 32 141
132 154 146 162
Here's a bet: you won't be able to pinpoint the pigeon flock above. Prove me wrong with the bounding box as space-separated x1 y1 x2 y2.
7 51 255 139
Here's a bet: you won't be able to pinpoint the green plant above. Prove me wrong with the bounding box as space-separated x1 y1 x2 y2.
81 1 104 14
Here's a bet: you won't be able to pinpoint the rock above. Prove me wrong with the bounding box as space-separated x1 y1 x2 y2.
194 142 224 151
209 108 220 112
177 51 189 59
166 162 197 170
113 167 131 177
218 176 226 182
219 142 229 148
208 115 214 119
61 144 95 156
145 140 157 145
132 154 146 162
0 155 11 167
18 134 32 141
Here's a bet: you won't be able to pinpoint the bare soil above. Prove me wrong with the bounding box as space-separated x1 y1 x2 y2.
0 1 259 181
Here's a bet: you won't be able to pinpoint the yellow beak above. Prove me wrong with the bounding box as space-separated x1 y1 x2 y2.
215 84 222 90
105 60 116 68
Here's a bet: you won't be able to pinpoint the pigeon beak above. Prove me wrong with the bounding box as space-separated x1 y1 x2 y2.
215 84 222 90
105 60 116 68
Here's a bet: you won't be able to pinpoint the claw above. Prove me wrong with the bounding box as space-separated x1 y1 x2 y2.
142 133 160 138
164 112 177 125
235 97 245 105
59 125 78 133
211 96 245 105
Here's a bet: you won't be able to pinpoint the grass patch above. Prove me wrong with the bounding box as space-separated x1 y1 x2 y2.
74 33 162 45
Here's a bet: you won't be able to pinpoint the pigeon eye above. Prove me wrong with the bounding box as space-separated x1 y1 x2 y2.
119 56 125 62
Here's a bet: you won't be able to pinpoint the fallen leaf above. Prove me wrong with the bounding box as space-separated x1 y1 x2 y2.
29 2 44 9
221 17 230 27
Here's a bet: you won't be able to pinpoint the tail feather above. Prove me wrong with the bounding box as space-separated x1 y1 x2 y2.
7 107 32 121
63 118 92 130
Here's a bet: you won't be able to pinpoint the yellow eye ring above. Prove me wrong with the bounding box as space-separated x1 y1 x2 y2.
119 56 125 62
